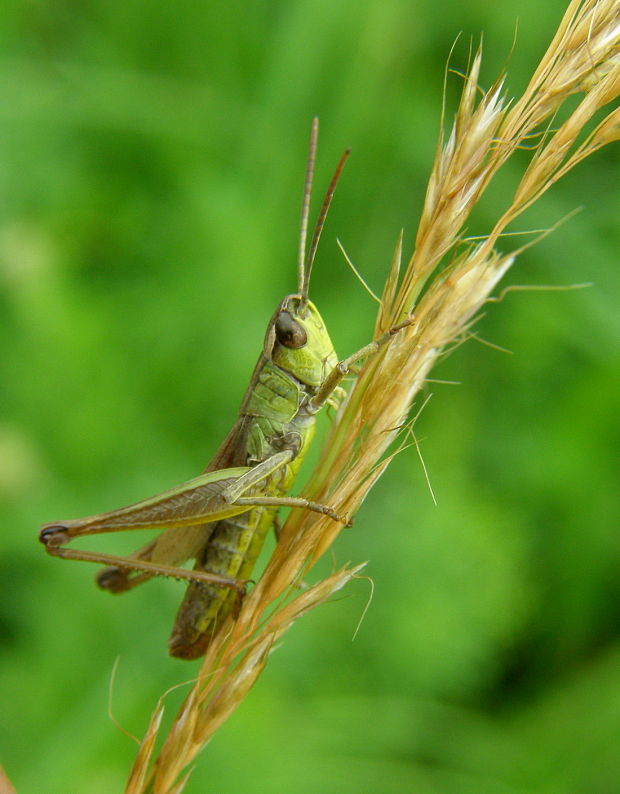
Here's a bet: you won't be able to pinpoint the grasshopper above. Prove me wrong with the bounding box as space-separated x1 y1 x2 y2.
40 119 409 659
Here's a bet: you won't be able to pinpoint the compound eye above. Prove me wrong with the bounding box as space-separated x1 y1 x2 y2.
274 311 307 349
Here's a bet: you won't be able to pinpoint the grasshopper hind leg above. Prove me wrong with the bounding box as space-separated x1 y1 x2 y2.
97 566 153 593
96 539 158 592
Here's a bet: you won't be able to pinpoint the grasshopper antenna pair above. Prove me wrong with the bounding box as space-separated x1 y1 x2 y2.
298 116 350 307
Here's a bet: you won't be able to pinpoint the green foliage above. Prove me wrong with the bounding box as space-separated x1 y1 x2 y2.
1 0 618 791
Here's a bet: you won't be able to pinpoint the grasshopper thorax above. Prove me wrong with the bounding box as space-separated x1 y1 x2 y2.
266 295 337 389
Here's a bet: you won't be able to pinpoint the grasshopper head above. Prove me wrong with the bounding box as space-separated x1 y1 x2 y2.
266 295 337 388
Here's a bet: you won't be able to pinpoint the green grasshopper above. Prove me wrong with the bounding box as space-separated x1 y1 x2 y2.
40 119 409 659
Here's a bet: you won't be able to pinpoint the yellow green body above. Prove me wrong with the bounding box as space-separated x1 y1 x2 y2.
169 297 337 658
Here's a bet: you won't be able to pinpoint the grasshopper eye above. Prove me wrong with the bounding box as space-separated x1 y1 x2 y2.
275 311 307 349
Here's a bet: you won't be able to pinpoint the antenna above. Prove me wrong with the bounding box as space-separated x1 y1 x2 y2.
297 117 319 296
297 119 350 305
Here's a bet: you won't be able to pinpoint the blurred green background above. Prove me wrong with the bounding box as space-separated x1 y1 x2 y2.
1 0 619 792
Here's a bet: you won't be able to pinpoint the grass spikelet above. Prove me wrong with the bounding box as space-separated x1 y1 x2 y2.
125 704 165 794
128 1 619 789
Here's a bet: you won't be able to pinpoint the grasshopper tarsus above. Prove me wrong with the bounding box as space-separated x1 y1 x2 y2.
232 578 251 596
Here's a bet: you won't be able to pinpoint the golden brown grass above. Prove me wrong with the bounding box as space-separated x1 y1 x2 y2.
126 1 620 790
0 764 17 794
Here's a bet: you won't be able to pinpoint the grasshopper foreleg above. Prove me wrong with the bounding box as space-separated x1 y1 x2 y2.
308 314 415 414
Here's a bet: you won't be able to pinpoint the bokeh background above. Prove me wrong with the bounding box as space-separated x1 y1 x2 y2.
1 0 619 791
